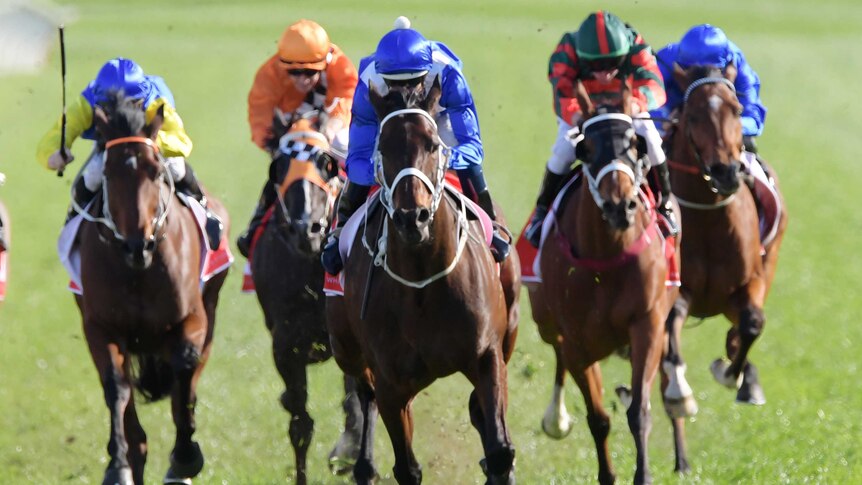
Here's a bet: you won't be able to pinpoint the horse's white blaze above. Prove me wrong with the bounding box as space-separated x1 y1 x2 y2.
709 94 723 112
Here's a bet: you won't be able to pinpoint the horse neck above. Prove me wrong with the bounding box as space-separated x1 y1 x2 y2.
385 194 460 279
568 182 647 259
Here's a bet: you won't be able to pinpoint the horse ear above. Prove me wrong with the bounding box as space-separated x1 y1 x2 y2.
145 104 165 140
724 61 738 84
672 62 690 92
93 106 109 136
368 85 389 120
574 79 595 119
419 77 442 115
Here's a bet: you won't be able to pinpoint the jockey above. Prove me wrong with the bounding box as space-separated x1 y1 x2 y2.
237 19 358 257
36 57 223 248
320 17 511 275
524 10 677 248
650 24 767 155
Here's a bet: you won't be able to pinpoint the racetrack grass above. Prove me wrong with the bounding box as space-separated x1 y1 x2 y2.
0 0 860 483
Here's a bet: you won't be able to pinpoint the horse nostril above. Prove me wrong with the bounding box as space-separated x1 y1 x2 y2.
310 222 323 235
627 200 638 212
417 208 431 224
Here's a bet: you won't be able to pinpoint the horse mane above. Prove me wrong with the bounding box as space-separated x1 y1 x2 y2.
99 92 146 136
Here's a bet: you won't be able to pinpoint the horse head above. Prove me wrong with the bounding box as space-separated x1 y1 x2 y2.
574 78 643 230
368 79 444 245
270 114 341 257
673 64 744 195
93 92 167 270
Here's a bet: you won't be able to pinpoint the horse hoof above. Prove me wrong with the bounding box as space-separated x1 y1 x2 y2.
709 358 743 389
736 381 766 405
541 404 573 439
328 455 356 476
163 468 193 485
615 385 632 410
328 432 360 475
169 442 204 479
103 466 134 485
663 395 698 418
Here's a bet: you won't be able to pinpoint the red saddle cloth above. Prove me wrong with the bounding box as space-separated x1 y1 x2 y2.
0 249 7 301
516 173 680 287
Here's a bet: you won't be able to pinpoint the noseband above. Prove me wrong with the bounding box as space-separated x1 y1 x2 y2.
374 108 450 220
74 136 174 247
579 113 644 209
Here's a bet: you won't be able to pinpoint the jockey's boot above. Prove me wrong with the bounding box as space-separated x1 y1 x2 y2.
525 168 566 248
236 181 278 258
65 175 97 224
650 162 679 236
174 165 224 250
743 135 758 155
457 166 510 263
320 181 371 275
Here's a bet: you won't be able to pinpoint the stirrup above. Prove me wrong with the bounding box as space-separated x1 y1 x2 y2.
490 223 512 263
321 236 343 275
205 212 223 250
660 208 679 237
525 207 548 248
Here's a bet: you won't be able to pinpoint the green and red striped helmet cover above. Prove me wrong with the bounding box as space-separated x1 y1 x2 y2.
575 11 631 60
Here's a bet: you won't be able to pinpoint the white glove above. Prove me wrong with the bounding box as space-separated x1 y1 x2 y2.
48 148 74 171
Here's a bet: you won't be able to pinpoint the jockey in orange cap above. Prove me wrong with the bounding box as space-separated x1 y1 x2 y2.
237 19 358 257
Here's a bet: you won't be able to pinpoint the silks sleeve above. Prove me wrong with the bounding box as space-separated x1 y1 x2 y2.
35 94 92 169
147 98 193 158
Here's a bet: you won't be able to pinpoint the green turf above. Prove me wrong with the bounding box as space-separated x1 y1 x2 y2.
1 0 860 483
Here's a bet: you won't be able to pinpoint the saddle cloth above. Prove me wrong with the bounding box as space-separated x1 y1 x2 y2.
323 173 494 297
59 196 233 295
516 171 680 287
0 249 7 301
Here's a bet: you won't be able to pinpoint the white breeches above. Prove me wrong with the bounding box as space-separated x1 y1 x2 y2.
546 113 666 175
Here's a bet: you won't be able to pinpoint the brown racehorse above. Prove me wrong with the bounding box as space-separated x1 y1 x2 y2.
326 83 520 484
665 64 788 405
530 79 691 484
249 114 362 483
75 94 229 485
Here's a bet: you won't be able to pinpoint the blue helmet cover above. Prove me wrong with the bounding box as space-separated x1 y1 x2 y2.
374 28 432 75
677 24 731 68
93 58 147 101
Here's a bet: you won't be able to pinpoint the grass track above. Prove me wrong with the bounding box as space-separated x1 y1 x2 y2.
1 0 860 483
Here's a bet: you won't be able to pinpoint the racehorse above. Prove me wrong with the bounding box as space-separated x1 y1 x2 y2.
75 93 229 485
665 64 788 405
325 82 520 484
0 195 9 303
248 113 362 483
529 78 691 484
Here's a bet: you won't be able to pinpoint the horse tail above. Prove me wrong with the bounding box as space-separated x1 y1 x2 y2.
133 353 174 402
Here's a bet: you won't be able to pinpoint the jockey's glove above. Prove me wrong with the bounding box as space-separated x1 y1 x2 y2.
48 148 74 171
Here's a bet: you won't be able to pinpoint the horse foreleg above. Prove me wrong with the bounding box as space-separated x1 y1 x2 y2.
662 294 697 418
353 373 379 485
570 362 615 485
123 395 148 485
329 374 363 475
376 381 422 485
626 315 663 485
711 283 767 404
272 329 313 485
541 343 573 439
469 349 516 485
166 309 208 481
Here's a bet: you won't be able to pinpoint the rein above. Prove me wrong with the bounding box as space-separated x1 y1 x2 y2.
581 113 644 210
73 136 174 246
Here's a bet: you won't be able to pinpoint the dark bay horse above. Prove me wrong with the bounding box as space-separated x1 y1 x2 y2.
666 64 788 404
75 94 229 485
249 115 362 483
326 83 520 484
530 80 692 484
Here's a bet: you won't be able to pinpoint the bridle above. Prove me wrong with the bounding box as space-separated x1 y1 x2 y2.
73 136 174 248
578 113 645 210
672 76 740 209
271 129 337 238
363 108 470 289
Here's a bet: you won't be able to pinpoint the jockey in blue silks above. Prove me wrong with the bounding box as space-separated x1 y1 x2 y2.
321 17 510 275
650 24 767 153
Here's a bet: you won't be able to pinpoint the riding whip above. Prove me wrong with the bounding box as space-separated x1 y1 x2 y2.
57 25 68 177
